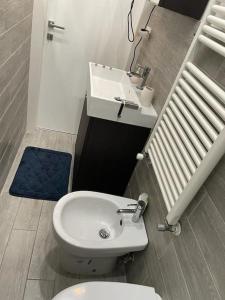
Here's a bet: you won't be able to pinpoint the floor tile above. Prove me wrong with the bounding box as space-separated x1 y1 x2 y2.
0 229 35 300
28 201 58 280
14 198 43 231
174 219 221 300
0 193 21 265
23 280 54 300
189 192 225 298
159 243 190 300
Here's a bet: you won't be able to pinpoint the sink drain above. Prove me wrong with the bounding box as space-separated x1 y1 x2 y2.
99 228 110 239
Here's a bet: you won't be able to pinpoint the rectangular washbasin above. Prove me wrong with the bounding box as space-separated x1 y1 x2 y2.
87 63 157 128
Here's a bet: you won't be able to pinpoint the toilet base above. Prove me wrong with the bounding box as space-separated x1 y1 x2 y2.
59 249 117 275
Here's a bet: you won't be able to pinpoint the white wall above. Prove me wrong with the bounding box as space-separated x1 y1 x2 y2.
87 0 146 69
27 0 48 132
27 0 146 132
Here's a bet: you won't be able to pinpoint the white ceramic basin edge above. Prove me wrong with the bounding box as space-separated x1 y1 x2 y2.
87 62 158 128
53 191 148 258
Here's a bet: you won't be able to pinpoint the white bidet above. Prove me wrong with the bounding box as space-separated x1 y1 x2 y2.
53 191 148 275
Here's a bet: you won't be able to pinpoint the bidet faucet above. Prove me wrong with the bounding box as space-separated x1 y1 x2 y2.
117 193 148 223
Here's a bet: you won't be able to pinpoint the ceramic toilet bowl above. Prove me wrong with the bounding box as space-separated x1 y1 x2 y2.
52 282 161 300
53 191 148 275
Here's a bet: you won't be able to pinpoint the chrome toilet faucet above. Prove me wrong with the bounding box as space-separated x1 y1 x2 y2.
117 193 148 223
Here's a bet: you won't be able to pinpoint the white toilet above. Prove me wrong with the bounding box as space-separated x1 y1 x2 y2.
53 191 148 275
52 282 161 300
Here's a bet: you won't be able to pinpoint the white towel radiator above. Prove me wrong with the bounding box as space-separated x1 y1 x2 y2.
145 0 225 231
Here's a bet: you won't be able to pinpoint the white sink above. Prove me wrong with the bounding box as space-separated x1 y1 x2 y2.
53 191 148 275
87 63 158 128
54 191 148 257
60 195 123 242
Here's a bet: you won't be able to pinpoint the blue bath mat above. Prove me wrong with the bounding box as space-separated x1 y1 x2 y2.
9 147 72 201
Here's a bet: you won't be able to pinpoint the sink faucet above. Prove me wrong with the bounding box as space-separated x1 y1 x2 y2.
117 193 148 223
136 65 151 90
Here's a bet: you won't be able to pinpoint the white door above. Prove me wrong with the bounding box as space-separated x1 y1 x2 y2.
37 0 145 134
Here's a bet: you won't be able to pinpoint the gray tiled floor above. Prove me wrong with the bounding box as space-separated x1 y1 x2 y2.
0 129 126 300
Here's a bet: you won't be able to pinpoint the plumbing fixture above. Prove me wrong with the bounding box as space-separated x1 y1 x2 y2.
48 20 65 30
53 191 148 275
127 0 135 42
117 193 148 223
139 27 152 39
117 207 136 214
136 65 151 90
116 98 126 118
99 228 110 239
119 253 135 265
136 151 149 161
114 97 139 119
157 221 181 236
126 72 135 77
129 4 156 73
135 65 145 76
114 97 139 109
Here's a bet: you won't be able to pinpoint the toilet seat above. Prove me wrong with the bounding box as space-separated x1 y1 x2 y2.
52 282 161 300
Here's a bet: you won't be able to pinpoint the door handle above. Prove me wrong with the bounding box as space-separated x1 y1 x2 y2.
48 20 65 30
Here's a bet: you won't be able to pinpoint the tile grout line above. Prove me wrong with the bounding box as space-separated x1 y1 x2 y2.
0 129 77 300
188 186 225 259
0 132 28 270
11 228 38 232
151 242 169 298
0 77 29 131
0 132 27 195
172 241 192 300
25 278 55 282
0 197 22 270
186 189 205 219
0 53 30 102
0 104 27 175
205 187 225 237
22 131 45 297
0 132 42 300
25 201 45 275
22 200 44 300
156 234 174 261
52 276 57 298
0 130 78 299
0 13 32 40
0 77 29 150
0 34 31 80
13 225 37 300
157 241 172 300
187 217 223 300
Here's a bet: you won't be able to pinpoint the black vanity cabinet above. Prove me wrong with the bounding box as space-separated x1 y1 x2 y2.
72 101 150 196
159 0 209 20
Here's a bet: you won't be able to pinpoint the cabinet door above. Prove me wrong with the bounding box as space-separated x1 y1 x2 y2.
73 117 150 196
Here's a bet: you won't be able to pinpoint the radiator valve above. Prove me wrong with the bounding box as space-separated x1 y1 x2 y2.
136 152 149 161
157 221 181 236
